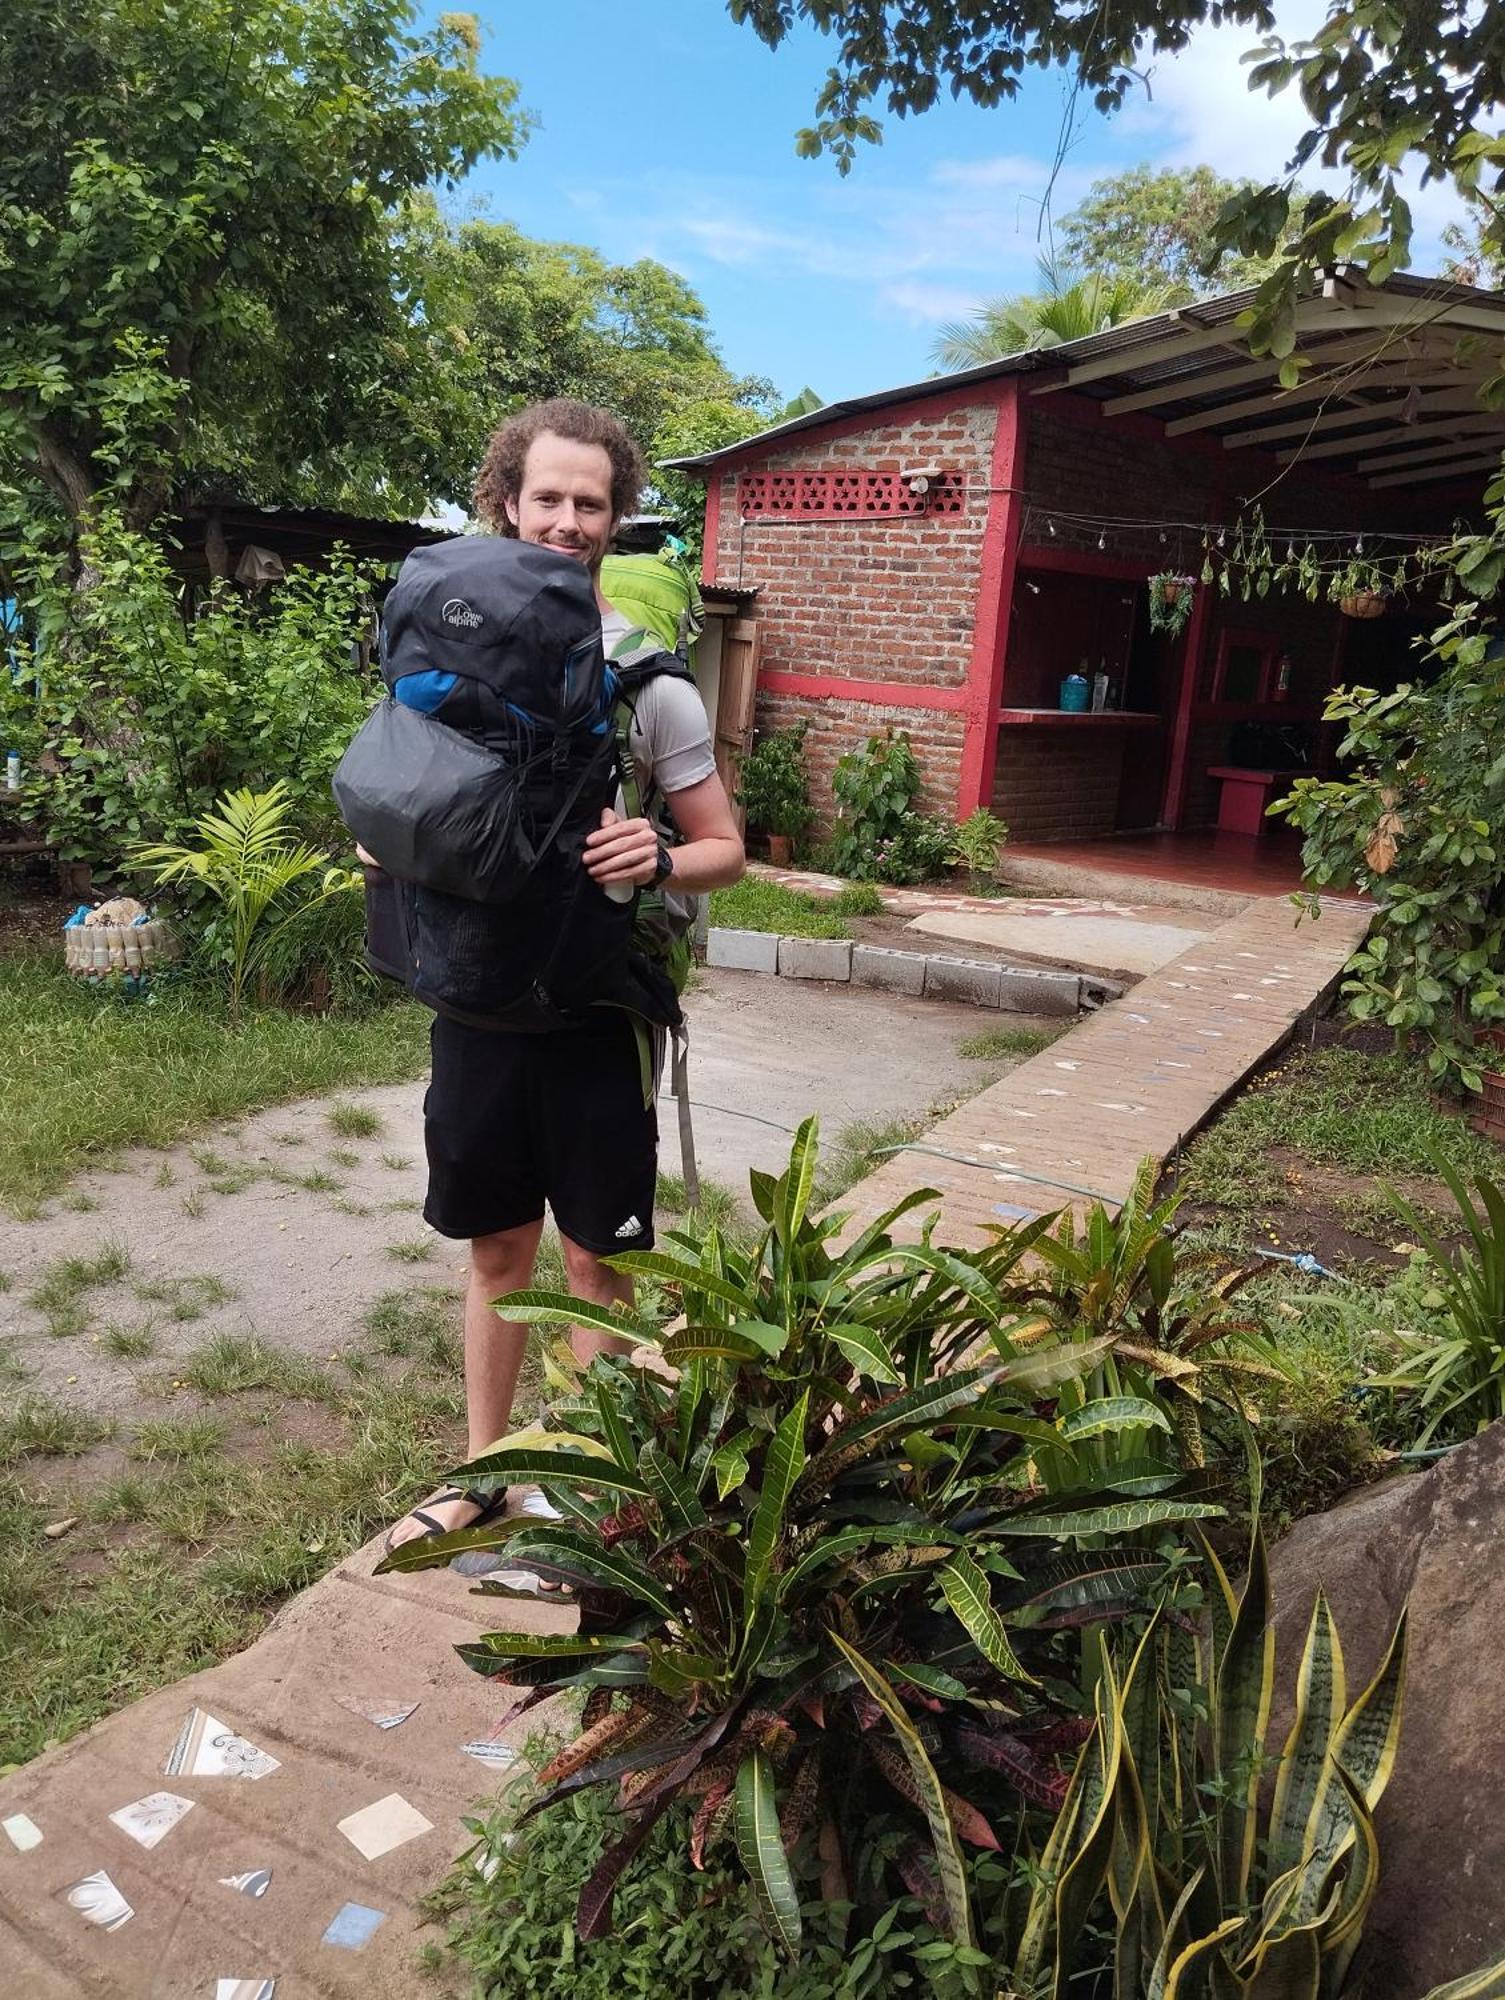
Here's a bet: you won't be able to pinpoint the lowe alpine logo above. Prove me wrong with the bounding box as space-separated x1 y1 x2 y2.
440 597 484 630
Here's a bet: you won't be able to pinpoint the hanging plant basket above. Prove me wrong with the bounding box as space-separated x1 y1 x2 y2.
1147 572 1198 638
1339 589 1388 620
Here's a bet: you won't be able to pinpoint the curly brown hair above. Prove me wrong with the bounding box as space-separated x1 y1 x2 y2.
472 399 645 535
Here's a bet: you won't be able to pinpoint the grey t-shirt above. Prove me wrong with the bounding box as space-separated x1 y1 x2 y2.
600 606 717 805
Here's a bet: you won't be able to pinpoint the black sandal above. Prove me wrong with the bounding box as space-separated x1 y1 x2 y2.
384 1484 509 1557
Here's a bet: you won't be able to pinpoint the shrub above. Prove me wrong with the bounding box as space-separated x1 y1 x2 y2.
872 811 953 886
383 1121 1225 1959
1376 1148 1505 1444
830 729 922 879
948 808 1008 893
133 784 362 1023
1276 612 1505 1092
0 514 378 873
737 724 815 842
441 1751 997 1998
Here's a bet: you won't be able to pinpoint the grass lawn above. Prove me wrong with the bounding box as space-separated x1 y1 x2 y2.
1179 1033 1500 1227
708 875 882 939
0 1303 524 1766
0 949 430 1212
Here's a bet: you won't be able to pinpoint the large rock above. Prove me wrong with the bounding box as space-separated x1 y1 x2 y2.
1268 1423 1505 1998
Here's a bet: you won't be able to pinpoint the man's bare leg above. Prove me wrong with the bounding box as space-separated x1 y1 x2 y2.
386 1217 543 1549
560 1232 635 1368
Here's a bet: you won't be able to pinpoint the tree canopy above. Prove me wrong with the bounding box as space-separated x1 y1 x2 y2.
725 1 1505 359
0 0 524 536
421 211 774 496
1058 166 1293 295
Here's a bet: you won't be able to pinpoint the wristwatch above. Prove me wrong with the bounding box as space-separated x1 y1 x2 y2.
651 838 675 888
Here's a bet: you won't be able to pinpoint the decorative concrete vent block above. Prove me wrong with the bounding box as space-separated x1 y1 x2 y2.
706 927 780 975
778 937 854 982
924 956 1003 1008
851 945 928 996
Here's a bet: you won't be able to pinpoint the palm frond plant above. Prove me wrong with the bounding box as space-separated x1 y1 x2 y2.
380 1121 1229 1960
932 261 1180 371
132 782 360 1023
1375 1147 1505 1444
1020 1529 1505 2000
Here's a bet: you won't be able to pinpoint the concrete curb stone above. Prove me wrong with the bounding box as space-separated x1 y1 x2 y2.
923 956 1003 1008
777 937 854 982
706 926 780 974
850 945 928 996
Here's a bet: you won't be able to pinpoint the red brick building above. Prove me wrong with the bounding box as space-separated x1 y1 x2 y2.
668 274 1505 849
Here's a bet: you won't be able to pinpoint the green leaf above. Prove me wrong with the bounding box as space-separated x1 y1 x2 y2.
774 1114 820 1249
939 1550 1038 1684
1057 1395 1172 1442
490 1288 654 1343
641 1443 709 1536
989 1497 1225 1538
802 1369 990 1486
594 1380 635 1471
464 1629 647 1659
709 1428 757 1500
779 1523 953 1600
889 1660 970 1701
1267 1589 1345 1880
735 1750 801 1954
1214 1528 1274 1911
445 1446 651 1495
745 1390 809 1612
602 1255 753 1314
828 1632 976 1949
499 1527 678 1620
824 1321 902 1383
998 1334 1120 1396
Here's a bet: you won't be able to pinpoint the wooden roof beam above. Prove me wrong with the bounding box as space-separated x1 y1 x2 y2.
1224 383 1486 449
1369 449 1505 490
1100 331 1459 418
1358 421 1505 473
1166 358 1469 437
1278 409 1504 464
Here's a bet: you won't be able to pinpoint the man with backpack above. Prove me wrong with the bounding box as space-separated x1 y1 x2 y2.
381 398 743 1553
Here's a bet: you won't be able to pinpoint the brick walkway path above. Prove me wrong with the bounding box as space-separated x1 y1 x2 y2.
836 895 1373 1245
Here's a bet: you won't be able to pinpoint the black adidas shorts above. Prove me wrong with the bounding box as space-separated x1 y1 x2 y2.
422 1012 657 1254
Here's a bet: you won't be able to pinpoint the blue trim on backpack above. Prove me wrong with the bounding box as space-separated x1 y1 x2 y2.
393 669 458 713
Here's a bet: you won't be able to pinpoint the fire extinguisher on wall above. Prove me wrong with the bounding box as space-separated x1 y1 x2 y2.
1273 652 1292 702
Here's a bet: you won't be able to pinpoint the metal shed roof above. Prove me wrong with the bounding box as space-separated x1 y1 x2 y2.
664 272 1505 495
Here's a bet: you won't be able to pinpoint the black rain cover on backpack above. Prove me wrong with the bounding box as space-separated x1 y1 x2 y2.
333 536 680 1034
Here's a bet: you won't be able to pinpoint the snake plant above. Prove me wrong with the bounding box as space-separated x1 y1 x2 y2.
1017 1526 1505 2000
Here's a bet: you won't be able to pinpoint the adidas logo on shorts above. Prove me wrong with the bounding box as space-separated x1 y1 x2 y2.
613 1214 642 1239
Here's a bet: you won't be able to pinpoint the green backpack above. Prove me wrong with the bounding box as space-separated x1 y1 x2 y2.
599 540 704 662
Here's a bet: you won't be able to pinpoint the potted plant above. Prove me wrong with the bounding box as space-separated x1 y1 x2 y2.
736 721 814 864
1147 571 1197 637
1332 557 1389 618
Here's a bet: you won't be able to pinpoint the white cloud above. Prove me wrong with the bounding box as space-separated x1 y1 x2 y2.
1115 3 1471 269
880 279 999 326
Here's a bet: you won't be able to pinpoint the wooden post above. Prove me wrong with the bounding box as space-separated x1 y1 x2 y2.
957 380 1028 818
1159 582 1214 830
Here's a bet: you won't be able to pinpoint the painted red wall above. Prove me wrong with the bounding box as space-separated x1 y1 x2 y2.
705 378 1468 842
707 392 1002 818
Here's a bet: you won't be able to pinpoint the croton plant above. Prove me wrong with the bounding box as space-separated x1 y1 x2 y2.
380 1121 1240 1957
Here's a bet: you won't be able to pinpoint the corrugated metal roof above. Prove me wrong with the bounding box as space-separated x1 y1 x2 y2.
662 272 1505 495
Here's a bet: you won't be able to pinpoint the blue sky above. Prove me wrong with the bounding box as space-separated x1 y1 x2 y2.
448 1 1468 408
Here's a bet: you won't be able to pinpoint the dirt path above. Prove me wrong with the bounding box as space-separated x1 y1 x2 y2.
1 969 1033 1421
